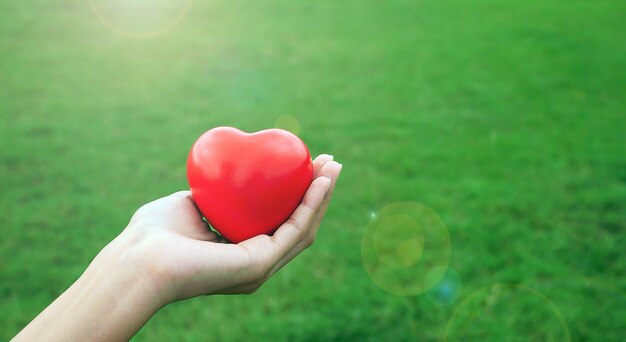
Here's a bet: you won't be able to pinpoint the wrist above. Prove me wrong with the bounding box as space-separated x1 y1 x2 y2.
14 232 168 342
83 230 171 310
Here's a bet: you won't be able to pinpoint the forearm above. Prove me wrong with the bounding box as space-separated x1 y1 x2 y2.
12 161 341 341
13 236 165 342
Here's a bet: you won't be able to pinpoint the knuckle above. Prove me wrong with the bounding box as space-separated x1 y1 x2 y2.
286 217 301 232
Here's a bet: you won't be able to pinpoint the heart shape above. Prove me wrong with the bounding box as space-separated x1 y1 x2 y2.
187 127 313 243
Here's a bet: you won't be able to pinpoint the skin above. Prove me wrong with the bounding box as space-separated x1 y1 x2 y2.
13 155 342 342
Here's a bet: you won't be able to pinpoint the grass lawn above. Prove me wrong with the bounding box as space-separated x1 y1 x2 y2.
1 0 625 340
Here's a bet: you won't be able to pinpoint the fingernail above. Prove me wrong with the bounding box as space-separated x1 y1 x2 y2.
328 154 334 160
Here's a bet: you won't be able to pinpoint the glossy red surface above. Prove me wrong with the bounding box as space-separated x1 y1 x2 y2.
187 127 313 243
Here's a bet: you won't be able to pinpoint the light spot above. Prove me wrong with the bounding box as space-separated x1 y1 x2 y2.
424 266 462 306
362 202 451 296
444 284 570 341
89 0 193 38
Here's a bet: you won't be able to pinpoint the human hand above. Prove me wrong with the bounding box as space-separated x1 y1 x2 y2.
14 155 341 342
113 154 342 304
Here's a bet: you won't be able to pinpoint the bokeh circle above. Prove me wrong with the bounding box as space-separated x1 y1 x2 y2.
362 202 451 296
444 283 570 341
274 114 301 135
424 266 462 306
89 0 193 38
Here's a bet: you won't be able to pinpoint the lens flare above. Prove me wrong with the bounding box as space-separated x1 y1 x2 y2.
424 266 462 306
444 283 570 341
362 202 451 296
89 0 193 38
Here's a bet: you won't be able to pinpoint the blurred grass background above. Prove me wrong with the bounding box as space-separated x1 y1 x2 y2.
1 0 625 340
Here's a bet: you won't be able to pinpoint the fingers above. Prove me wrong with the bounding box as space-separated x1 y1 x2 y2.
273 176 332 249
166 191 218 240
269 161 342 274
182 156 342 296
311 161 343 229
223 176 332 294
313 154 334 178
129 190 217 241
225 154 333 252
238 160 343 291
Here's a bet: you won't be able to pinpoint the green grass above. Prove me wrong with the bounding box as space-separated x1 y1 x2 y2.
1 0 625 340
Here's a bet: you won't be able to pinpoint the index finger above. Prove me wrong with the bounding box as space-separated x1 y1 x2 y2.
272 176 331 250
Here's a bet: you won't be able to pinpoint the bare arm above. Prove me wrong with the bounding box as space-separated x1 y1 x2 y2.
13 155 342 342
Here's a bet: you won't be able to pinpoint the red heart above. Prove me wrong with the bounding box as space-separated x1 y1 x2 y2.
187 127 313 243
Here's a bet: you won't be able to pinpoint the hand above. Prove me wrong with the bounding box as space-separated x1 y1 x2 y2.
122 154 342 303
14 154 342 342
